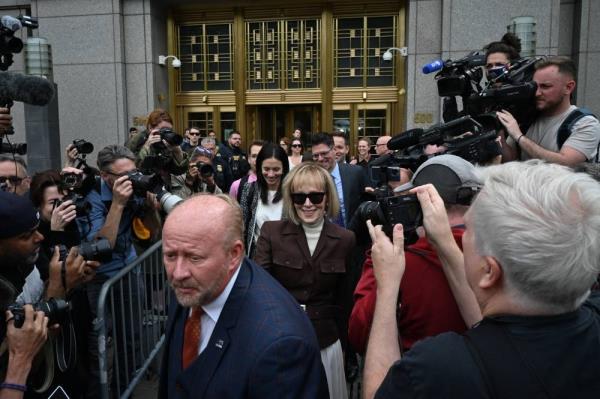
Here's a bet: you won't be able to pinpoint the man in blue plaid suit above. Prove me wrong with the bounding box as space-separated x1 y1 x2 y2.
159 193 328 399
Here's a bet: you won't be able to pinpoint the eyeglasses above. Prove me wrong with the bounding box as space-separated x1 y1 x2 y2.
291 192 325 205
0 175 24 185
485 62 507 70
291 144 302 148
312 148 332 160
106 169 137 178
189 132 201 136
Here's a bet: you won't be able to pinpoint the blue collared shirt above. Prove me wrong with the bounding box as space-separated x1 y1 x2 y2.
331 163 346 225
76 179 143 277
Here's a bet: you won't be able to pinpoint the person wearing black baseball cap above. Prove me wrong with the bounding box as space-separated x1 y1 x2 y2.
0 190 96 304
350 155 483 356
0 190 45 304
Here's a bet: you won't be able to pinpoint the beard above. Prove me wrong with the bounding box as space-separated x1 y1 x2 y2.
0 249 38 293
169 265 229 308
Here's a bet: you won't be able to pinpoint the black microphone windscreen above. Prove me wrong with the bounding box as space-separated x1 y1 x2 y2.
387 128 424 151
0 72 55 106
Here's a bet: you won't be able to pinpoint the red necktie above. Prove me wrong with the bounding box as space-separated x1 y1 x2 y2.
182 307 203 369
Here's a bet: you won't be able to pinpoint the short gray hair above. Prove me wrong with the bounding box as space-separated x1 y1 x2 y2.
471 160 600 312
96 145 135 172
201 137 216 147
0 154 27 173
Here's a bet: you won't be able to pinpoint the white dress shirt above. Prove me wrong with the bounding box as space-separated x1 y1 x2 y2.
188 263 241 354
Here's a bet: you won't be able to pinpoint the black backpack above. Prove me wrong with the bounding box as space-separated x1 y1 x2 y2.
556 107 599 162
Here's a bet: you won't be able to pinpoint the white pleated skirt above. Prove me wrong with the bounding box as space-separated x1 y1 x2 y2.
320 339 348 399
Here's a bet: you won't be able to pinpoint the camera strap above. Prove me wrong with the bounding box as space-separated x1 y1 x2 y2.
55 313 76 372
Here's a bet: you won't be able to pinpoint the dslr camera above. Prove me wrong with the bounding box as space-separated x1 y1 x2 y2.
72 139 94 155
151 127 183 151
8 298 70 328
57 172 92 217
126 170 161 197
54 238 112 263
356 193 422 246
193 162 214 178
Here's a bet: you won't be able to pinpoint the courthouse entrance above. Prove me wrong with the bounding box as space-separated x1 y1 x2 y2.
253 105 319 143
167 0 407 154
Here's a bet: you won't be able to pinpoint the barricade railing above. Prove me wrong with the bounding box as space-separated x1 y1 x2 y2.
96 240 169 399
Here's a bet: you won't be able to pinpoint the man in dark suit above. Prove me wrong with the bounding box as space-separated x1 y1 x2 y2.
311 132 369 227
159 194 328 399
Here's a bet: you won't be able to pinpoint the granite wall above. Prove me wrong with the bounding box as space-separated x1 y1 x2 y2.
405 0 600 130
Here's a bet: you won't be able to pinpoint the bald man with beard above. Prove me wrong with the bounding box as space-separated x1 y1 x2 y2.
159 194 328 399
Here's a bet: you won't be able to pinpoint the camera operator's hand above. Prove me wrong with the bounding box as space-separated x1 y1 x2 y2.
366 220 406 292
51 200 76 231
112 175 133 207
65 144 79 167
188 163 200 179
48 246 98 297
4 306 48 386
412 184 455 251
61 166 83 176
496 110 523 140
0 107 13 135
200 173 216 188
143 130 162 150
145 191 160 211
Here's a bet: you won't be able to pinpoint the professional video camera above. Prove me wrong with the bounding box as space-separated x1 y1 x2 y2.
0 15 54 156
0 15 38 71
424 51 542 126
465 56 542 126
423 51 486 98
388 115 500 165
8 298 70 328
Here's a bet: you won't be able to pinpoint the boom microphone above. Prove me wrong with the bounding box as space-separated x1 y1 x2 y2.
0 72 55 106
0 16 21 32
387 129 424 151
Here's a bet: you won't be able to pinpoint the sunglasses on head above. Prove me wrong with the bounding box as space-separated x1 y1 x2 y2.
291 192 325 205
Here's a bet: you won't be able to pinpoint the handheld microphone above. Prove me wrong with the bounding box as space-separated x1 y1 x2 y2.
0 72 55 106
387 129 424 151
0 16 21 32
422 60 445 74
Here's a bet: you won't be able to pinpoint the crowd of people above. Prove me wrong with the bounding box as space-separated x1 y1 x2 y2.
1 31 600 399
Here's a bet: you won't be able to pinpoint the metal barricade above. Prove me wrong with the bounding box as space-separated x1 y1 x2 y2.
96 240 170 399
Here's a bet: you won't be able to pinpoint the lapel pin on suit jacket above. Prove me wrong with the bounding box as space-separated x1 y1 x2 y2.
216 339 224 349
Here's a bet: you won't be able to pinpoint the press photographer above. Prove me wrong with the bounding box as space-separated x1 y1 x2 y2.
75 144 159 398
349 155 482 356
0 154 28 195
170 146 222 198
129 109 189 179
0 190 98 395
497 56 600 166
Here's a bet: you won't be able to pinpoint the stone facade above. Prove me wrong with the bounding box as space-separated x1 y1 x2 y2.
0 0 597 169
